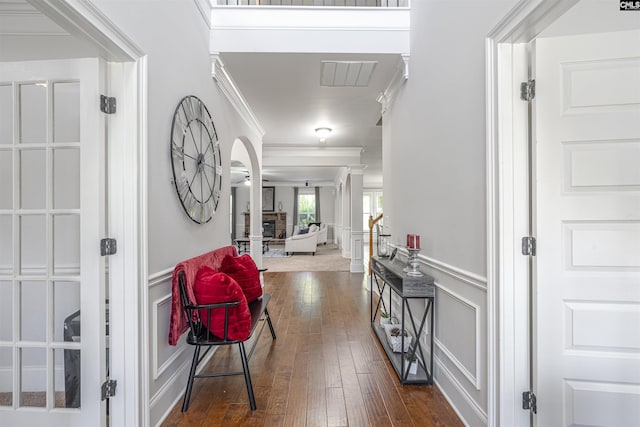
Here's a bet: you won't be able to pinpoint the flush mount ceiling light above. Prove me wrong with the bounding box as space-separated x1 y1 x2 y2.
315 127 332 142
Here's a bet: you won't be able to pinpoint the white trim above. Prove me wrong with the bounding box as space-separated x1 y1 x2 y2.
149 356 191 426
435 337 480 391
485 29 501 427
152 294 186 380
193 0 211 29
210 25 408 31
264 146 363 158
485 1 579 426
434 354 489 426
148 268 173 288
211 6 411 11
30 0 144 61
17 3 148 426
376 54 409 114
211 54 265 137
434 283 482 391
395 246 487 290
138 55 150 427
150 346 217 427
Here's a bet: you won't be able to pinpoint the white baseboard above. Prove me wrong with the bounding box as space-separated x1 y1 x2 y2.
434 354 488 426
150 346 218 427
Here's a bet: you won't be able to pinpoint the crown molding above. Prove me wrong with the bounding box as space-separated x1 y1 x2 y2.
263 145 362 168
211 53 265 137
347 164 367 175
193 0 211 29
377 53 409 114
264 146 363 158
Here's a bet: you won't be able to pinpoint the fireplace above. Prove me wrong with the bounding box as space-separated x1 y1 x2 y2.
263 220 276 238
244 212 286 241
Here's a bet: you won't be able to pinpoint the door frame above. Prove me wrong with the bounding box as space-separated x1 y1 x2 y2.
30 2 148 426
485 0 578 425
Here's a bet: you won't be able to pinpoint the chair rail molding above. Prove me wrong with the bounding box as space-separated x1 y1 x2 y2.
394 246 487 290
148 267 173 288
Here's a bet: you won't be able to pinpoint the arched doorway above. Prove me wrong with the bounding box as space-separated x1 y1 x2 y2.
229 137 263 267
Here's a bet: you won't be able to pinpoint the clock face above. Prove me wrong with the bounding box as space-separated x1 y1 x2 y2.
170 95 222 224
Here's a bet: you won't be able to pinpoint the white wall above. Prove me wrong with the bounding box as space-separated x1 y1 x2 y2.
92 1 263 425
382 1 517 426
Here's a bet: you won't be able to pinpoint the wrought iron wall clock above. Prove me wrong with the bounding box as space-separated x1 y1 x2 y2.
170 95 222 224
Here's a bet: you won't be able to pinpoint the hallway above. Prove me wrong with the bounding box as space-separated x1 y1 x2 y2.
162 271 461 426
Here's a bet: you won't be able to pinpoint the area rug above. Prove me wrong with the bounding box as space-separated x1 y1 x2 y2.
262 248 290 258
262 243 350 272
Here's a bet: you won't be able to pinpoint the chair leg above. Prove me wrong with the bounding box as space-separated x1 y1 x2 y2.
182 345 201 412
238 342 256 410
265 308 277 340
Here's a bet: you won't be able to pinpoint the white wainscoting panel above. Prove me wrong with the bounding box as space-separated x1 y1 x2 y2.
434 284 481 390
153 293 186 380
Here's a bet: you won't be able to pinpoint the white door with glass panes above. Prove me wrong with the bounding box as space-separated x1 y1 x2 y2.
0 59 107 426
534 30 640 426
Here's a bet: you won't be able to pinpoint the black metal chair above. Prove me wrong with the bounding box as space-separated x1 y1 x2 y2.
178 271 276 412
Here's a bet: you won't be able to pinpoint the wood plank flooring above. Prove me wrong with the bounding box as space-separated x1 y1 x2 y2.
161 271 462 427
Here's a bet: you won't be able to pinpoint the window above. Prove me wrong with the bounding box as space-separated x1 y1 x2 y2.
297 192 316 226
363 190 383 231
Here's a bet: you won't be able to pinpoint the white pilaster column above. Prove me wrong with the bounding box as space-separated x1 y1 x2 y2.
336 184 342 247
250 176 263 268
332 185 342 248
341 177 351 258
349 166 365 273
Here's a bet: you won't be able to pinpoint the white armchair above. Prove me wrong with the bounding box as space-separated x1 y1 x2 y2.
317 223 328 245
284 230 318 255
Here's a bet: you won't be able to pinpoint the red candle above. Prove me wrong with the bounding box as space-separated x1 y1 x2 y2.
415 235 420 249
406 234 411 248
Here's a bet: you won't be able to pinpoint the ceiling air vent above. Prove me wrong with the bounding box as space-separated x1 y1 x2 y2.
321 61 377 87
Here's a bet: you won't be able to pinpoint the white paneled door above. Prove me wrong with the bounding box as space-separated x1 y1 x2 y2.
0 59 107 426
535 30 640 426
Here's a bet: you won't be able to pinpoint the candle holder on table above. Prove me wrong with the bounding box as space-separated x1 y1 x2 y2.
405 248 423 277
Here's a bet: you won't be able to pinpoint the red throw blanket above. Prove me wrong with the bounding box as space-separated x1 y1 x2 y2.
168 245 238 346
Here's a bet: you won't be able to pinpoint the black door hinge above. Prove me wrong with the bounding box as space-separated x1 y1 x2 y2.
521 236 536 256
520 80 535 102
100 238 117 256
100 95 116 114
101 379 117 400
522 390 537 413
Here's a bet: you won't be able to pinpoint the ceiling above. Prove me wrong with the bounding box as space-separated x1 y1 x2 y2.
1 1 397 188
221 52 399 188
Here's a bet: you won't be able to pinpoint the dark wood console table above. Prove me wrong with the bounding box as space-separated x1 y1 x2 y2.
370 255 435 385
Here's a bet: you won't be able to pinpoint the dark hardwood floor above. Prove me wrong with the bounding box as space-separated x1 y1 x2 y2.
162 271 462 427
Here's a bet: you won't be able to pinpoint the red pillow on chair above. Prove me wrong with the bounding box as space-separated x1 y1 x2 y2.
219 254 263 303
193 265 251 341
